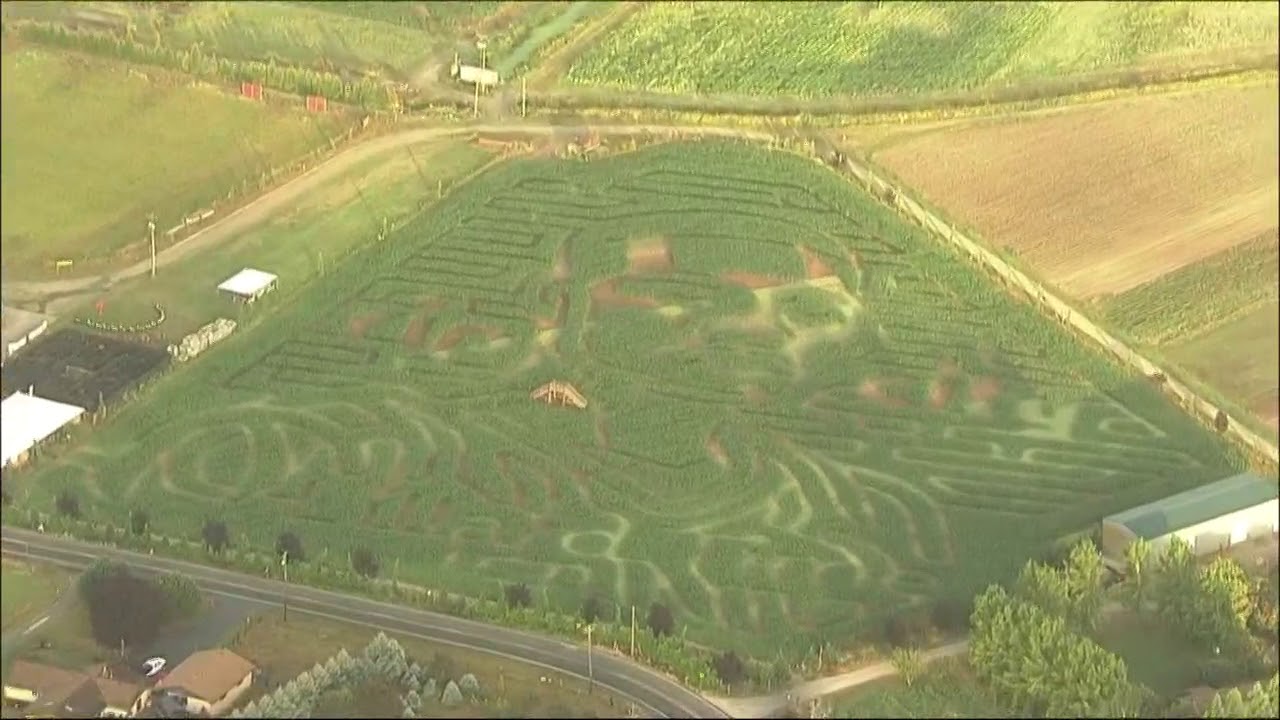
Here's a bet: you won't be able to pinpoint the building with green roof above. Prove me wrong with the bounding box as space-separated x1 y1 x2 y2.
1101 472 1279 569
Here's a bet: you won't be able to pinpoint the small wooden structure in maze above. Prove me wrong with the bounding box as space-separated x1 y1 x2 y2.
531 380 588 410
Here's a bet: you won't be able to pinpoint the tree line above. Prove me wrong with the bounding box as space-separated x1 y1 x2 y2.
17 21 394 110
961 536 1280 719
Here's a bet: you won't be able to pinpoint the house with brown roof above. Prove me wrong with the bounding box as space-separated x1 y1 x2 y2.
137 650 256 718
1 661 142 718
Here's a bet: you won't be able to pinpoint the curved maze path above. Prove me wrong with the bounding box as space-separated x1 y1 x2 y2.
34 142 1235 657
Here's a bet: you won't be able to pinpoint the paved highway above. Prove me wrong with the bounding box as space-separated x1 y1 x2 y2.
1 527 730 719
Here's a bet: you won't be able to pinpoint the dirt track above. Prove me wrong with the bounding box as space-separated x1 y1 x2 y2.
4 123 773 314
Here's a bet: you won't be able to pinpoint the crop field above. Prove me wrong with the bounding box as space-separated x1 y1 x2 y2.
8 141 1240 656
0 46 347 276
12 1 511 81
869 80 1279 440
871 80 1279 300
564 1 1279 98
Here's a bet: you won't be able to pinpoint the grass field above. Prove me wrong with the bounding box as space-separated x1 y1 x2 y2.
0 561 68 633
564 2 1279 98
231 610 624 717
0 46 349 276
6 140 1242 657
1091 611 1212 698
829 658 1007 718
80 138 496 340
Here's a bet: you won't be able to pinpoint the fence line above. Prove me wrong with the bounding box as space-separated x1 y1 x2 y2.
836 154 1279 466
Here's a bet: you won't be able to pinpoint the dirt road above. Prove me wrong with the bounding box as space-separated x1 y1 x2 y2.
5 122 772 316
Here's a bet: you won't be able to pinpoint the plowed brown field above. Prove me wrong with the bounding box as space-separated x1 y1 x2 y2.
871 80 1280 300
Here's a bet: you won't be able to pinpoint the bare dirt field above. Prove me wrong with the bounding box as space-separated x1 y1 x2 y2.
870 79 1279 299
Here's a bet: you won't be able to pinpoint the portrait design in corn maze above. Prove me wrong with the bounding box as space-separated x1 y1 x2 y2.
22 141 1238 654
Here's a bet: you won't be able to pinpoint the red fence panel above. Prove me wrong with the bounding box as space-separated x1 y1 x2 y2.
240 82 263 101
306 95 328 113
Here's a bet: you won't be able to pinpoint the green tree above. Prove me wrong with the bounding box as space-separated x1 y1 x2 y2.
890 647 923 687
1016 560 1072 621
1195 556 1254 651
1154 536 1199 627
970 585 1139 717
1062 539 1106 630
1121 537 1153 612
1205 675 1279 718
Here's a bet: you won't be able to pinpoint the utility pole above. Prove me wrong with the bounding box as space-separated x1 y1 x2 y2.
479 39 488 70
522 76 527 118
473 79 479 118
147 213 157 278
586 624 595 694
630 605 636 657
280 550 289 622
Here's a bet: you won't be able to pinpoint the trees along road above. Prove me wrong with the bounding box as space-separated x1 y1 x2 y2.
0 526 729 719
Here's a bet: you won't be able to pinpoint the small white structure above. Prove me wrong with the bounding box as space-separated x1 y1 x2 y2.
217 268 278 304
453 62 499 87
1 391 86 468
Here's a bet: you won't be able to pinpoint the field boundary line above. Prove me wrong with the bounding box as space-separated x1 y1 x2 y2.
830 153 1279 467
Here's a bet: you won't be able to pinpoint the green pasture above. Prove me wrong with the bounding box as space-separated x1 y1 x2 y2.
1096 236 1280 347
565 1 1279 98
1163 301 1280 435
829 658 1008 718
7 141 1242 658
0 47 347 276
1091 611 1211 698
79 139 495 340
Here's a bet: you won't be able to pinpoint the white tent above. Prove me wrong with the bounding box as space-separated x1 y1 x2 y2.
217 268 278 303
1 392 86 467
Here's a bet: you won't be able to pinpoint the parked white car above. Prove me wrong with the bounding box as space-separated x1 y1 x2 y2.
142 657 166 678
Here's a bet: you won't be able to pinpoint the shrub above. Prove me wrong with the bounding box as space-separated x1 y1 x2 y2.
647 602 675 637
55 490 80 519
352 547 380 578
129 508 149 536
504 582 533 609
276 531 306 563
713 650 746 687
441 680 463 706
202 519 230 553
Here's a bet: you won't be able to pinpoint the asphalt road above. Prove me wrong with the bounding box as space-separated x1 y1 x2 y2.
0 527 729 719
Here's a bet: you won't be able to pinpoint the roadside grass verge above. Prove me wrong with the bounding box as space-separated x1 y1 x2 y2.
229 609 625 717
827 657 1009 718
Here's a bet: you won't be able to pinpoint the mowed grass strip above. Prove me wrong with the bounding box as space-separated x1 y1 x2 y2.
9 141 1240 658
0 47 348 274
565 1 1278 98
829 658 1009 718
1097 235 1279 347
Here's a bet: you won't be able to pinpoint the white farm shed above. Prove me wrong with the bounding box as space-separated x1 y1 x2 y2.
457 64 499 87
217 268 278 304
1 392 86 468
1101 472 1279 571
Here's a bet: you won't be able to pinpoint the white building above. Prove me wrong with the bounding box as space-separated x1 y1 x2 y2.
1101 472 1279 570
1 391 86 468
217 267 278 304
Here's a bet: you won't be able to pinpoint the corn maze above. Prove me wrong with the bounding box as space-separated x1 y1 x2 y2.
17 141 1239 656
